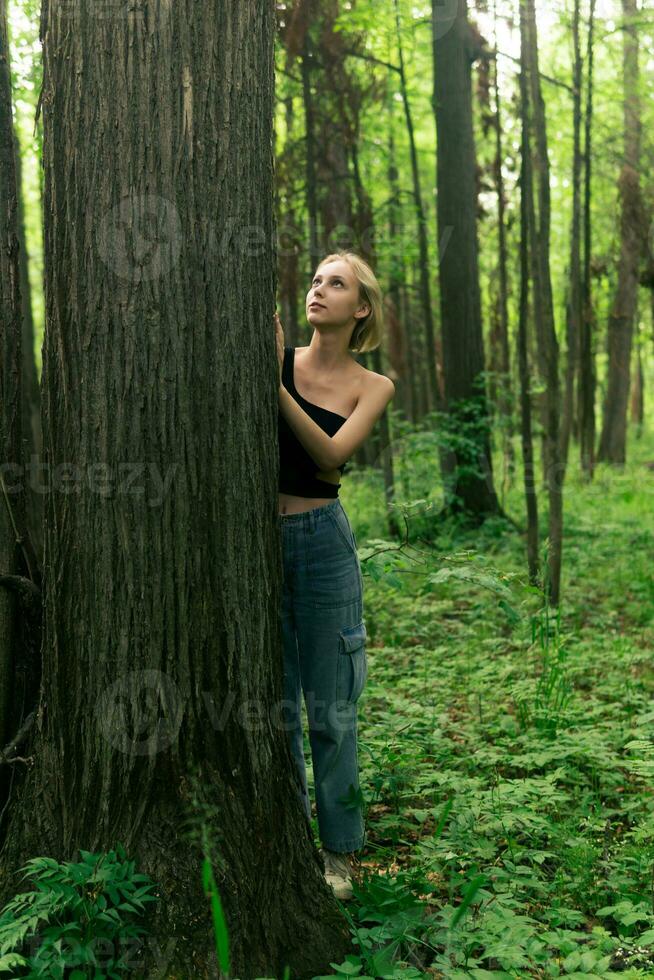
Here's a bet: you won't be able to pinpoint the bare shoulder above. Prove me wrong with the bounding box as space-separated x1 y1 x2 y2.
360 365 395 399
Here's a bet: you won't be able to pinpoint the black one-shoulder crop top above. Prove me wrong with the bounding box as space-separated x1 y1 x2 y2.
278 347 350 499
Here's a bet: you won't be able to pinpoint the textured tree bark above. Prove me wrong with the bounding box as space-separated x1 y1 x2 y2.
578 0 597 480
597 0 643 466
0 1 355 975
521 0 563 605
432 0 500 520
314 12 354 249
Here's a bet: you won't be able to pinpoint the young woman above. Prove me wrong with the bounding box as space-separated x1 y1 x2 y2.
274 250 395 900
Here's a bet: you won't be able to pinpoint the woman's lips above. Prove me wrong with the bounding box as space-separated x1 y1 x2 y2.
309 303 325 309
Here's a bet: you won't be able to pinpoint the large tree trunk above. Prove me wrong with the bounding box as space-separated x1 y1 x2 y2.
0 2 355 975
521 0 563 605
432 0 500 520
578 0 597 480
597 0 643 466
314 0 357 247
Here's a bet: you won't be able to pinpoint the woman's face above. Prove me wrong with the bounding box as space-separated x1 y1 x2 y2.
306 260 369 327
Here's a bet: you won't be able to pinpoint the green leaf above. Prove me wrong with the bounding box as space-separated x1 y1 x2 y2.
0 952 28 972
449 874 487 929
202 857 231 974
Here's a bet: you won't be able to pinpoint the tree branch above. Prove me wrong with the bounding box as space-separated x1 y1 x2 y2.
0 710 36 766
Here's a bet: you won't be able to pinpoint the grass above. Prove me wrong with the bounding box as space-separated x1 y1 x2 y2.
300 423 654 978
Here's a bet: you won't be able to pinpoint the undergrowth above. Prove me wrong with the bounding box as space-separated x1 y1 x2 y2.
302 424 654 978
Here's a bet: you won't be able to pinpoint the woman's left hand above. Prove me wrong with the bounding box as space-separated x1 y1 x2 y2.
275 312 284 385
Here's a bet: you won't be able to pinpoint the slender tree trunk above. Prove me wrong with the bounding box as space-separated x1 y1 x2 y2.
277 95 301 348
352 139 398 529
0 3 356 975
433 0 500 520
559 0 583 473
629 315 643 429
518 53 540 586
597 0 643 465
395 0 442 415
351 138 378 470
14 134 44 570
386 75 415 425
0 0 24 748
522 0 563 604
490 0 515 493
301 31 320 267
578 0 597 479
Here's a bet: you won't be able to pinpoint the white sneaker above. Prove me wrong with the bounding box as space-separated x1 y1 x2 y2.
319 847 354 901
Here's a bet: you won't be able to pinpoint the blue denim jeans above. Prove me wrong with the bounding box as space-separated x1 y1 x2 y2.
279 498 367 853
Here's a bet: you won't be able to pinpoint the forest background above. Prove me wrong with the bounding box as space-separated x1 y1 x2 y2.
2 0 654 977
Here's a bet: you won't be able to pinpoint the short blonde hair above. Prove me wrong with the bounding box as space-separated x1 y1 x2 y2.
316 251 384 354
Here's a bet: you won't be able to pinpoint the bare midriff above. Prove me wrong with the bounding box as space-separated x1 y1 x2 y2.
278 469 341 515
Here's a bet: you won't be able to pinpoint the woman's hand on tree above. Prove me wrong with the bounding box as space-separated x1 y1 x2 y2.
275 312 284 386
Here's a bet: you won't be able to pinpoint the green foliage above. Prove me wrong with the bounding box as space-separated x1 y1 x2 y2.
200 826 231 976
0 845 157 978
318 431 654 977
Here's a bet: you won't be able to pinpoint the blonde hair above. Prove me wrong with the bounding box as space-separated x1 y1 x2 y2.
315 251 384 354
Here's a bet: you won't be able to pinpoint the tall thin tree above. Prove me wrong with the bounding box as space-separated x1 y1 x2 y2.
396 0 442 415
521 0 563 604
597 0 643 465
578 0 597 479
432 0 501 520
0 0 25 751
559 0 583 474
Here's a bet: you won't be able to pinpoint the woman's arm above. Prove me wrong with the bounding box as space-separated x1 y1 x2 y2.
279 374 395 472
274 312 394 471
278 385 334 471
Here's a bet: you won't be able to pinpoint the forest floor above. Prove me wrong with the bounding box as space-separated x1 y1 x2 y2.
302 426 654 979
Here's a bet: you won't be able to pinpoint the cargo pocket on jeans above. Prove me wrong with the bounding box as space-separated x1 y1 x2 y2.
337 621 368 704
